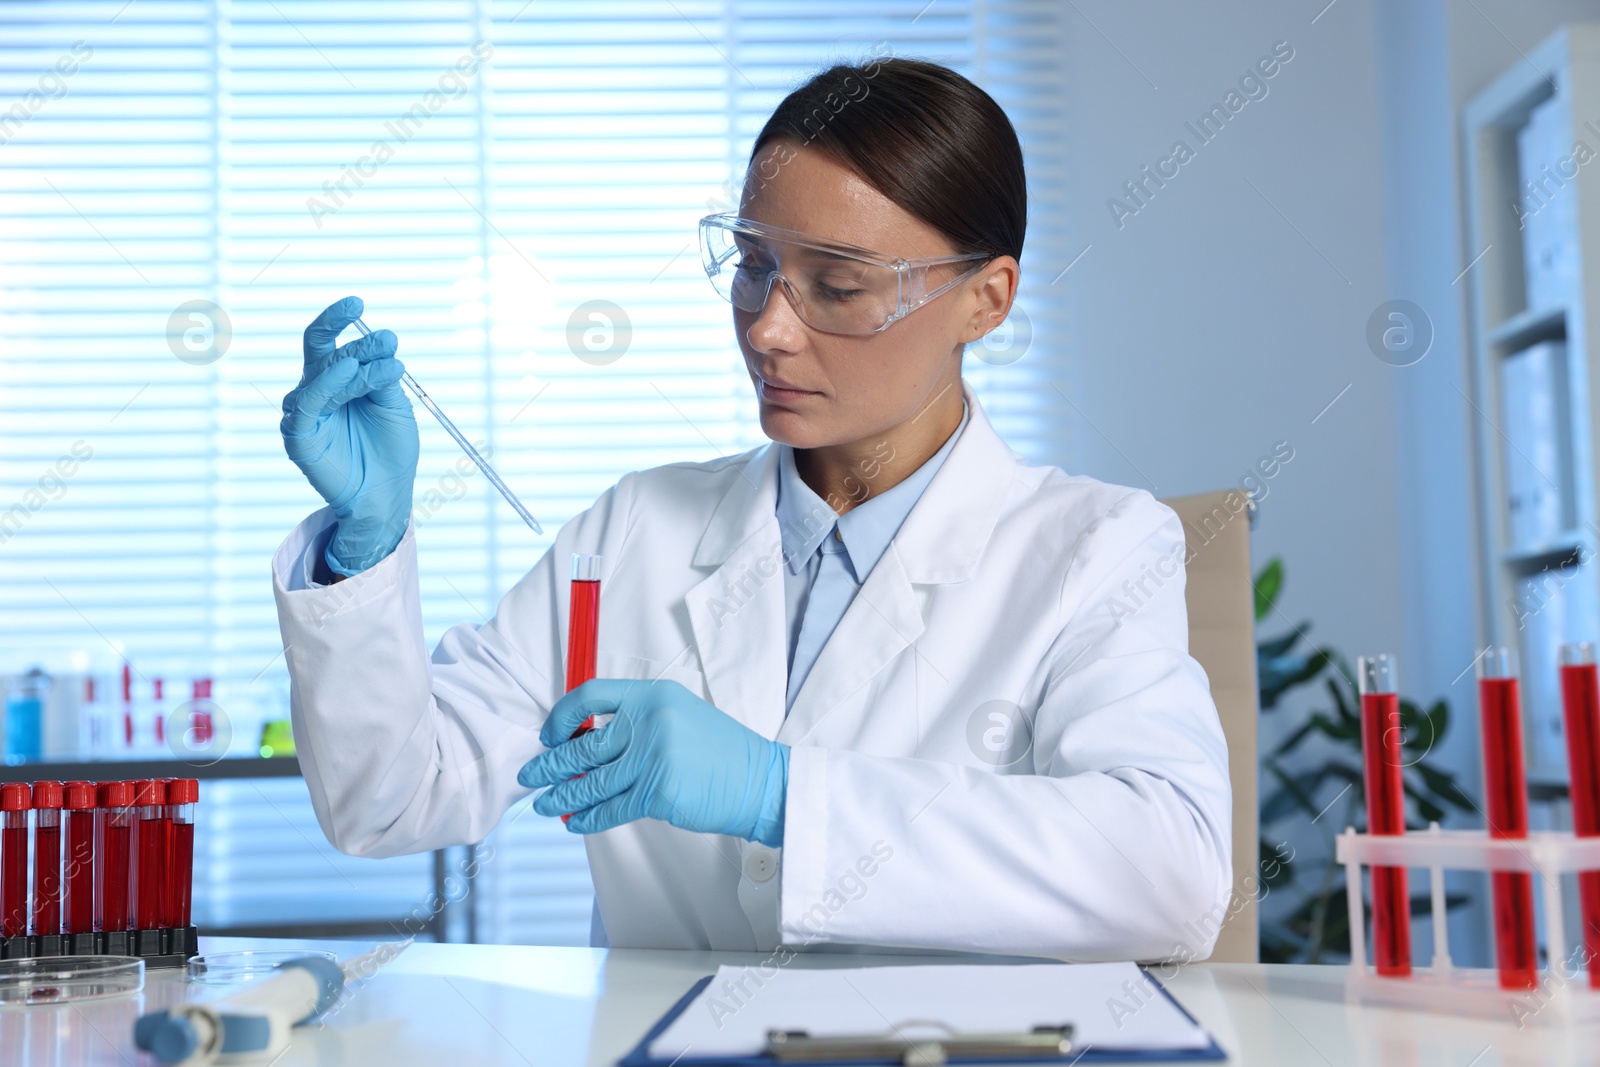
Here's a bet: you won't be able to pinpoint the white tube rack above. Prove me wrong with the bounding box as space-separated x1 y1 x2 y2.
1336 824 1600 1025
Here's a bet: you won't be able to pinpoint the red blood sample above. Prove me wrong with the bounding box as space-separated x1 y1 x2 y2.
1561 644 1600 989
0 783 29 938
1358 654 1412 977
167 778 198 927
31 780 63 937
567 563 601 699
96 780 134 932
561 554 603 824
133 779 169 929
1479 649 1537 990
62 781 96 936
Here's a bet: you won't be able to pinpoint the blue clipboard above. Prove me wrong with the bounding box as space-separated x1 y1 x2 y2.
617 968 1228 1066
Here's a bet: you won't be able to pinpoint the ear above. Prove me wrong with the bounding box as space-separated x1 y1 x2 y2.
961 256 1020 344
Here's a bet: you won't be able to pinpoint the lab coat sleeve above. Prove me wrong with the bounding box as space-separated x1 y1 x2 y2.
270 476 634 858
778 490 1234 962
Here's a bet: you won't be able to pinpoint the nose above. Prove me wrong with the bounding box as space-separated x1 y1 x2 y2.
743 272 807 351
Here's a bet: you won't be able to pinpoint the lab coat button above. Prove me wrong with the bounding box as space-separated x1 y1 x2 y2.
744 848 778 883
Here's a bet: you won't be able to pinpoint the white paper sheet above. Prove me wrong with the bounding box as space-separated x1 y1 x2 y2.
647 962 1213 1059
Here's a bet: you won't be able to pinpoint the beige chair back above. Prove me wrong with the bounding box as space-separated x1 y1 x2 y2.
1160 489 1260 964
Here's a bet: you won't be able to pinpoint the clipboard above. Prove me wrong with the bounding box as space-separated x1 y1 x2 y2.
618 969 1227 1066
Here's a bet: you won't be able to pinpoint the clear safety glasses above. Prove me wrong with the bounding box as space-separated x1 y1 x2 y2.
698 213 994 335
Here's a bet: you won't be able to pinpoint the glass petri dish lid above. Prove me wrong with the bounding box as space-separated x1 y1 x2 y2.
0 956 145 1005
186 949 338 985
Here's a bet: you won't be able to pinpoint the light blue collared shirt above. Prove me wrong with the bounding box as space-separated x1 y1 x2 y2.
774 400 970 712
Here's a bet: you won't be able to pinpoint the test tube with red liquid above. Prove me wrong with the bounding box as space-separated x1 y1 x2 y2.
31 780 63 941
1358 653 1412 977
1477 646 1537 990
166 778 197 928
132 778 169 932
96 780 133 935
0 783 28 942
1561 641 1600 989
567 554 602 706
560 554 603 823
62 781 96 941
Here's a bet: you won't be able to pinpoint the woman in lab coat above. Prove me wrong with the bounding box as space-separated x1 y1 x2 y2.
274 58 1232 960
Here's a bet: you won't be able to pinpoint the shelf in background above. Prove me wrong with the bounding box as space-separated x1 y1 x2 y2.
1489 302 1567 350
1500 528 1588 567
0 755 301 783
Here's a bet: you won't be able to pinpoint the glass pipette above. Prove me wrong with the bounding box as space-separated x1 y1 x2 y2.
352 318 543 535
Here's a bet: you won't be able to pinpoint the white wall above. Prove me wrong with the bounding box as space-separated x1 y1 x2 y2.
1059 0 1402 681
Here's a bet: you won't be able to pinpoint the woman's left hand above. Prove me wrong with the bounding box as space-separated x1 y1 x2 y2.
518 679 789 847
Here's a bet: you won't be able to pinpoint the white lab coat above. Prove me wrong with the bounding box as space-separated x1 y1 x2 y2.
271 380 1232 961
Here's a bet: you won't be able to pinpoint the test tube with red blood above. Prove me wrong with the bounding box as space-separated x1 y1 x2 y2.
0 784 29 941
1478 646 1537 990
166 778 197 929
1561 642 1600 989
62 781 96 940
1357 653 1412 977
560 554 602 823
567 554 602 710
31 781 63 940
96 780 134 934
132 779 169 931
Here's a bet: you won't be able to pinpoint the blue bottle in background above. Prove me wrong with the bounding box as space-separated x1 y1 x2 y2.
4 667 49 764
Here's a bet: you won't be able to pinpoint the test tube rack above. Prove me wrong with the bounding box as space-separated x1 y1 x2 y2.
1 777 199 969
1338 823 1600 1025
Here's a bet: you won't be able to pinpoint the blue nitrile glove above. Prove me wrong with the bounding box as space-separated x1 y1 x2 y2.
281 296 419 576
518 679 790 847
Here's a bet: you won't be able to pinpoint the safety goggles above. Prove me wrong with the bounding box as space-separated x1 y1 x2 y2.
698 213 994 335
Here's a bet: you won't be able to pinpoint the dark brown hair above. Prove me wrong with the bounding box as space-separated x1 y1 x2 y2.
749 56 1027 262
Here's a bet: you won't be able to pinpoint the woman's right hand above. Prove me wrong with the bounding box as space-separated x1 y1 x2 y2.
281 296 420 577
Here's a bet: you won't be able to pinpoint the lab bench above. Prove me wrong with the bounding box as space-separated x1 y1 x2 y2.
3 936 1595 1066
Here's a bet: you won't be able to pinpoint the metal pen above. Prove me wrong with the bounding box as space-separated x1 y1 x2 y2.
353 317 543 535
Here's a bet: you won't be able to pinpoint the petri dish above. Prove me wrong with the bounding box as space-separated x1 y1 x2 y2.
0 956 144 1005
186 949 338 985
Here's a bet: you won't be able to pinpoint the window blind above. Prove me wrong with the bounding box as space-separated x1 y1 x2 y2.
0 0 1070 946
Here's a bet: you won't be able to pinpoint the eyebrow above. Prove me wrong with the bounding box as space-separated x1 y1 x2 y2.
734 232 869 264
795 247 856 263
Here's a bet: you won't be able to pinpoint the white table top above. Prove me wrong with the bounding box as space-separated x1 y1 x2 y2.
2 937 1596 1065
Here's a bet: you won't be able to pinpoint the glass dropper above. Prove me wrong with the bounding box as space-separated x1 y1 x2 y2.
353 318 543 535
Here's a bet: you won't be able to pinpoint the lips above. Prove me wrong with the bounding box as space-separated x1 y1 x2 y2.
757 373 815 393
756 374 819 403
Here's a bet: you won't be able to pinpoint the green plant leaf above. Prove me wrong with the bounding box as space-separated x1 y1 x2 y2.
1401 779 1446 825
1413 762 1478 812
1258 631 1302 660
1326 673 1356 723
1259 761 1365 826
1254 558 1283 621
1424 699 1449 743
1259 646 1331 709
1270 711 1359 759
1397 699 1442 757
1258 836 1295 889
